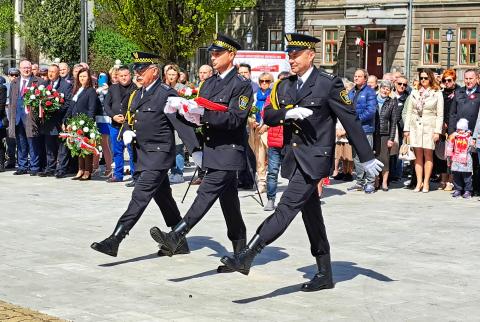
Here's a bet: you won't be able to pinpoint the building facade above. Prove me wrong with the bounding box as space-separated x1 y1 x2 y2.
226 0 480 82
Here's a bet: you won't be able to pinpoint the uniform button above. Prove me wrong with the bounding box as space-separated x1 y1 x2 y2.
280 120 284 124
157 147 160 150
324 151 328 155
206 137 210 141
232 144 236 147
281 99 285 103
294 130 299 134
134 120 137 123
133 130 136 133
206 125 210 129
148 108 151 111
293 143 297 147
311 102 314 105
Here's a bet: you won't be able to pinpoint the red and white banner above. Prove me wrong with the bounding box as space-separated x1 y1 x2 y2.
234 50 291 83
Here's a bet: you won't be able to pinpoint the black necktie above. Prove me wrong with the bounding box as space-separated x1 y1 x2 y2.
297 78 303 90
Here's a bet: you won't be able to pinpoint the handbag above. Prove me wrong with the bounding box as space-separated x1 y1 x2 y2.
399 138 416 161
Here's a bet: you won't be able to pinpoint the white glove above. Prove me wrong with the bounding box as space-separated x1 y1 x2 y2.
123 130 136 145
192 151 203 169
285 107 313 120
361 158 384 177
179 100 204 116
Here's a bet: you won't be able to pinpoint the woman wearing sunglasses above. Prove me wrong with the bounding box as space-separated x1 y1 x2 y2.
404 69 444 192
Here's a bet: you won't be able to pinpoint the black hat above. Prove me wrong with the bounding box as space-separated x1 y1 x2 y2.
285 33 320 53
8 67 19 76
131 51 161 71
208 33 242 52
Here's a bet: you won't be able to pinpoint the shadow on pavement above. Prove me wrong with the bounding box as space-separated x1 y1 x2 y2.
233 261 395 304
99 252 159 267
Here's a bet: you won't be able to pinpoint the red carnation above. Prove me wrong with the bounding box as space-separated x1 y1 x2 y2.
45 100 53 106
60 98 64 103
83 137 89 143
34 89 40 95
46 85 53 91
77 129 83 135
22 88 29 95
53 91 59 97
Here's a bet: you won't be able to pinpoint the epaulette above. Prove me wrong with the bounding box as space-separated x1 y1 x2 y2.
237 74 248 82
319 69 335 80
161 83 170 90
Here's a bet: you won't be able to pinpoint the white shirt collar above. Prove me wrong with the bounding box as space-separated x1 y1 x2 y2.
219 66 235 79
298 66 314 85
144 79 158 92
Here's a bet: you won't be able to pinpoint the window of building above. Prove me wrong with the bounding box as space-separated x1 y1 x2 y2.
324 30 338 64
459 28 477 65
423 28 440 65
269 30 283 51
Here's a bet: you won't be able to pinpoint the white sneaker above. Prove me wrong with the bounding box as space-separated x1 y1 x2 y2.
263 198 275 211
169 173 184 184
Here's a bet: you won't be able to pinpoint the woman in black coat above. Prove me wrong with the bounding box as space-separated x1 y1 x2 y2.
375 80 399 191
63 68 99 180
0 77 8 172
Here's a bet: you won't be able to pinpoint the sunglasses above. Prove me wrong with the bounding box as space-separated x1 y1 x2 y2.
420 77 429 81
442 78 454 83
396 82 407 87
259 79 271 84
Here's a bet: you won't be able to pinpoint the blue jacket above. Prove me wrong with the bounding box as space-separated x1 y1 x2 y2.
348 84 376 134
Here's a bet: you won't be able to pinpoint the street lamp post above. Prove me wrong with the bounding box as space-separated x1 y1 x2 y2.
446 28 454 69
80 0 88 63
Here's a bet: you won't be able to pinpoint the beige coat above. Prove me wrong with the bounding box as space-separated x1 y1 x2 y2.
404 88 444 150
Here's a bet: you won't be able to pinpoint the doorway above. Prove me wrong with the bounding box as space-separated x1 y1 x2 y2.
365 29 387 79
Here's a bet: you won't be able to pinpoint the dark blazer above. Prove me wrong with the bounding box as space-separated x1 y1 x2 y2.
198 67 253 171
7 75 44 138
264 67 374 180
63 87 99 122
0 84 7 135
448 86 480 134
42 78 73 135
126 79 200 172
104 82 138 128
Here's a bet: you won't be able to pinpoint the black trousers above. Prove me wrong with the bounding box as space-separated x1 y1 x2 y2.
56 143 73 174
117 169 182 232
452 171 473 192
183 169 246 241
6 136 16 165
237 143 256 187
257 166 330 257
44 135 60 173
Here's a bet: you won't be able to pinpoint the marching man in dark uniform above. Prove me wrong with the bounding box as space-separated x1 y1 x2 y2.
150 34 253 273
220 33 383 291
91 52 201 257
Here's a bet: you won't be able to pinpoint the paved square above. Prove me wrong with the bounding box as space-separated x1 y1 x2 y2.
0 169 479 321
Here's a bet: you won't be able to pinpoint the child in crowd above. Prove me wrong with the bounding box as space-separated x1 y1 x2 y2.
447 118 474 199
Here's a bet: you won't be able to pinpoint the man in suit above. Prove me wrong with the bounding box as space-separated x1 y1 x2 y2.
38 64 72 177
4 68 19 169
8 60 44 175
103 65 137 183
91 52 201 257
149 33 254 273
220 33 383 291
59 63 72 84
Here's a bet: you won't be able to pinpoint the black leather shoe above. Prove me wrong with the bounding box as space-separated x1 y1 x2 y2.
157 241 190 257
13 169 28 175
125 181 136 187
217 239 246 273
91 224 128 257
29 171 39 176
55 172 67 179
38 171 54 177
301 254 334 292
150 221 189 256
4 162 16 169
220 235 264 275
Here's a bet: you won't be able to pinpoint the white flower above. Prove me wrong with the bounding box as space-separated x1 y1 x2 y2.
98 146 103 151
83 127 89 133
72 125 77 131
46 91 51 95
89 133 95 139
38 85 45 90
60 93 64 98
184 88 193 97
55 97 59 102
79 120 85 125
30 86 35 90
29 95 36 100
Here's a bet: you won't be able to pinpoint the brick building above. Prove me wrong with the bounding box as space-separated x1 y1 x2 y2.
225 0 480 82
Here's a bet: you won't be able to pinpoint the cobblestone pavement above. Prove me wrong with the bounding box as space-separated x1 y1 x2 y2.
0 300 65 321
1 167 479 321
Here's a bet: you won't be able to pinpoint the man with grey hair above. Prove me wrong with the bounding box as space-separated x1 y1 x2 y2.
198 64 213 82
59 62 72 83
367 75 378 91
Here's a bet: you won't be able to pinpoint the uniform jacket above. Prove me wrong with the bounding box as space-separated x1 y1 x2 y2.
41 77 72 135
127 79 200 172
104 82 138 128
448 86 480 134
7 75 44 138
63 87 99 122
263 67 374 180
404 88 444 150
348 83 377 134
199 67 253 171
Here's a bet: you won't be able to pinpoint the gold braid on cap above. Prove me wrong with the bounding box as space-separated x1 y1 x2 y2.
133 58 159 63
213 40 237 52
288 41 316 50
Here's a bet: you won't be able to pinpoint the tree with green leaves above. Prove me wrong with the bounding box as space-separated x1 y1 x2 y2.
96 0 256 67
22 0 80 63
0 0 14 51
